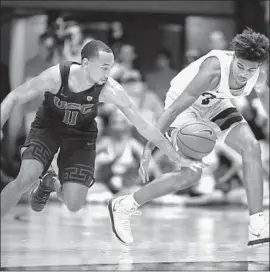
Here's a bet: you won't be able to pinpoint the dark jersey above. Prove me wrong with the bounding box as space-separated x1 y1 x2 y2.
32 61 105 134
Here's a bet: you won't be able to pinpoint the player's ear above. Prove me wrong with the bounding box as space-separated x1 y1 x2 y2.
81 58 89 68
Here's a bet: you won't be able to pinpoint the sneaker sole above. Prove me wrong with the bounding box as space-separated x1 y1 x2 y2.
247 237 269 247
108 199 131 246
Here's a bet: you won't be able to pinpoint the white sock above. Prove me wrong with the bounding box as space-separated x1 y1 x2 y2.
250 212 264 228
120 194 140 208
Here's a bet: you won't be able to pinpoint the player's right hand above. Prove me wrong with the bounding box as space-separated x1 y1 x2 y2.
177 156 208 172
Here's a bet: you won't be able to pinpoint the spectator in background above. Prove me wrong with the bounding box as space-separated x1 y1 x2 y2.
110 43 140 83
23 32 53 134
63 22 93 62
6 32 53 176
102 70 164 143
121 70 164 142
108 21 124 60
183 49 202 67
208 30 228 51
146 48 178 103
25 32 53 80
95 110 161 194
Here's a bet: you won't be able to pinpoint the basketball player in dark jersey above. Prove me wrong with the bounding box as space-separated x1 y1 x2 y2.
1 40 205 218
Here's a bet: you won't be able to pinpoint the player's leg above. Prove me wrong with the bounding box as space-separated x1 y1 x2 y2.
28 128 59 212
108 109 203 245
1 159 43 218
132 109 202 203
1 127 58 217
133 167 202 206
55 137 96 212
209 100 269 246
108 167 202 245
224 121 269 246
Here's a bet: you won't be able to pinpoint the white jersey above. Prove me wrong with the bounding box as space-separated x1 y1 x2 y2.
166 50 260 113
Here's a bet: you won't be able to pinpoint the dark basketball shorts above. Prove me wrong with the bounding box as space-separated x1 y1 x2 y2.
169 106 244 142
21 127 96 188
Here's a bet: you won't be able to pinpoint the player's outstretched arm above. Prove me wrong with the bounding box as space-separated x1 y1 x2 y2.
144 56 221 153
0 65 61 129
100 78 205 171
100 78 180 162
254 70 269 119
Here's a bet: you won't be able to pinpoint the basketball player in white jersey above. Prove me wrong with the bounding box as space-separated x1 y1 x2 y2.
108 28 269 247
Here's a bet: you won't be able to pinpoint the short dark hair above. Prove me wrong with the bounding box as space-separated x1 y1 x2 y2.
231 28 269 62
81 40 112 61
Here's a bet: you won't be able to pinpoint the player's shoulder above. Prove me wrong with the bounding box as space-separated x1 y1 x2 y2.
36 64 61 93
200 55 221 72
200 49 232 70
198 56 221 86
39 64 61 83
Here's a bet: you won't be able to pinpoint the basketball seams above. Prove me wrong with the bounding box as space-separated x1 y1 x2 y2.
179 122 216 143
180 122 214 133
176 121 216 158
179 134 216 143
176 135 211 154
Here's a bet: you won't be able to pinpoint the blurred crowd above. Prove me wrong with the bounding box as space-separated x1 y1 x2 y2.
1 15 269 207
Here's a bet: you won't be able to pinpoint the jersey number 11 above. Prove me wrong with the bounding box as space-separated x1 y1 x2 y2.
63 110 78 125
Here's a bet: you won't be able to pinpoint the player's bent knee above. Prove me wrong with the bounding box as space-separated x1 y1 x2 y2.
170 168 202 191
182 167 202 183
16 160 43 192
65 201 85 212
62 182 89 212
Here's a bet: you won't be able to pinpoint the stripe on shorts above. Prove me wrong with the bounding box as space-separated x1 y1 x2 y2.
211 107 243 131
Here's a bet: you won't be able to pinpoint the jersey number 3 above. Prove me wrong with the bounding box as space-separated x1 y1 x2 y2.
201 92 217 105
63 110 78 125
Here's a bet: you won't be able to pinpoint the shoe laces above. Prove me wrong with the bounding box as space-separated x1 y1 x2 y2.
33 186 51 203
114 207 141 231
40 190 51 202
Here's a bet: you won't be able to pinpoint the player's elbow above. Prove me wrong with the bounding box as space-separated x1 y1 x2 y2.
6 91 19 106
168 92 197 119
143 126 165 146
134 122 160 143
168 107 180 121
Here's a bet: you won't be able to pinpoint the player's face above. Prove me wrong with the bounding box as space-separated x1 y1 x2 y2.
84 51 114 85
232 56 261 85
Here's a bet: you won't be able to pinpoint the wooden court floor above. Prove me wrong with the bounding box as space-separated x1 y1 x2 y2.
1 202 269 271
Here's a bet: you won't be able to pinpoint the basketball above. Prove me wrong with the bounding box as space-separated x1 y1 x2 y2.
176 121 216 160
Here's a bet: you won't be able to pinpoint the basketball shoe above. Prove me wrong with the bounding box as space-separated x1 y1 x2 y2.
30 169 58 212
248 213 269 247
108 195 140 246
